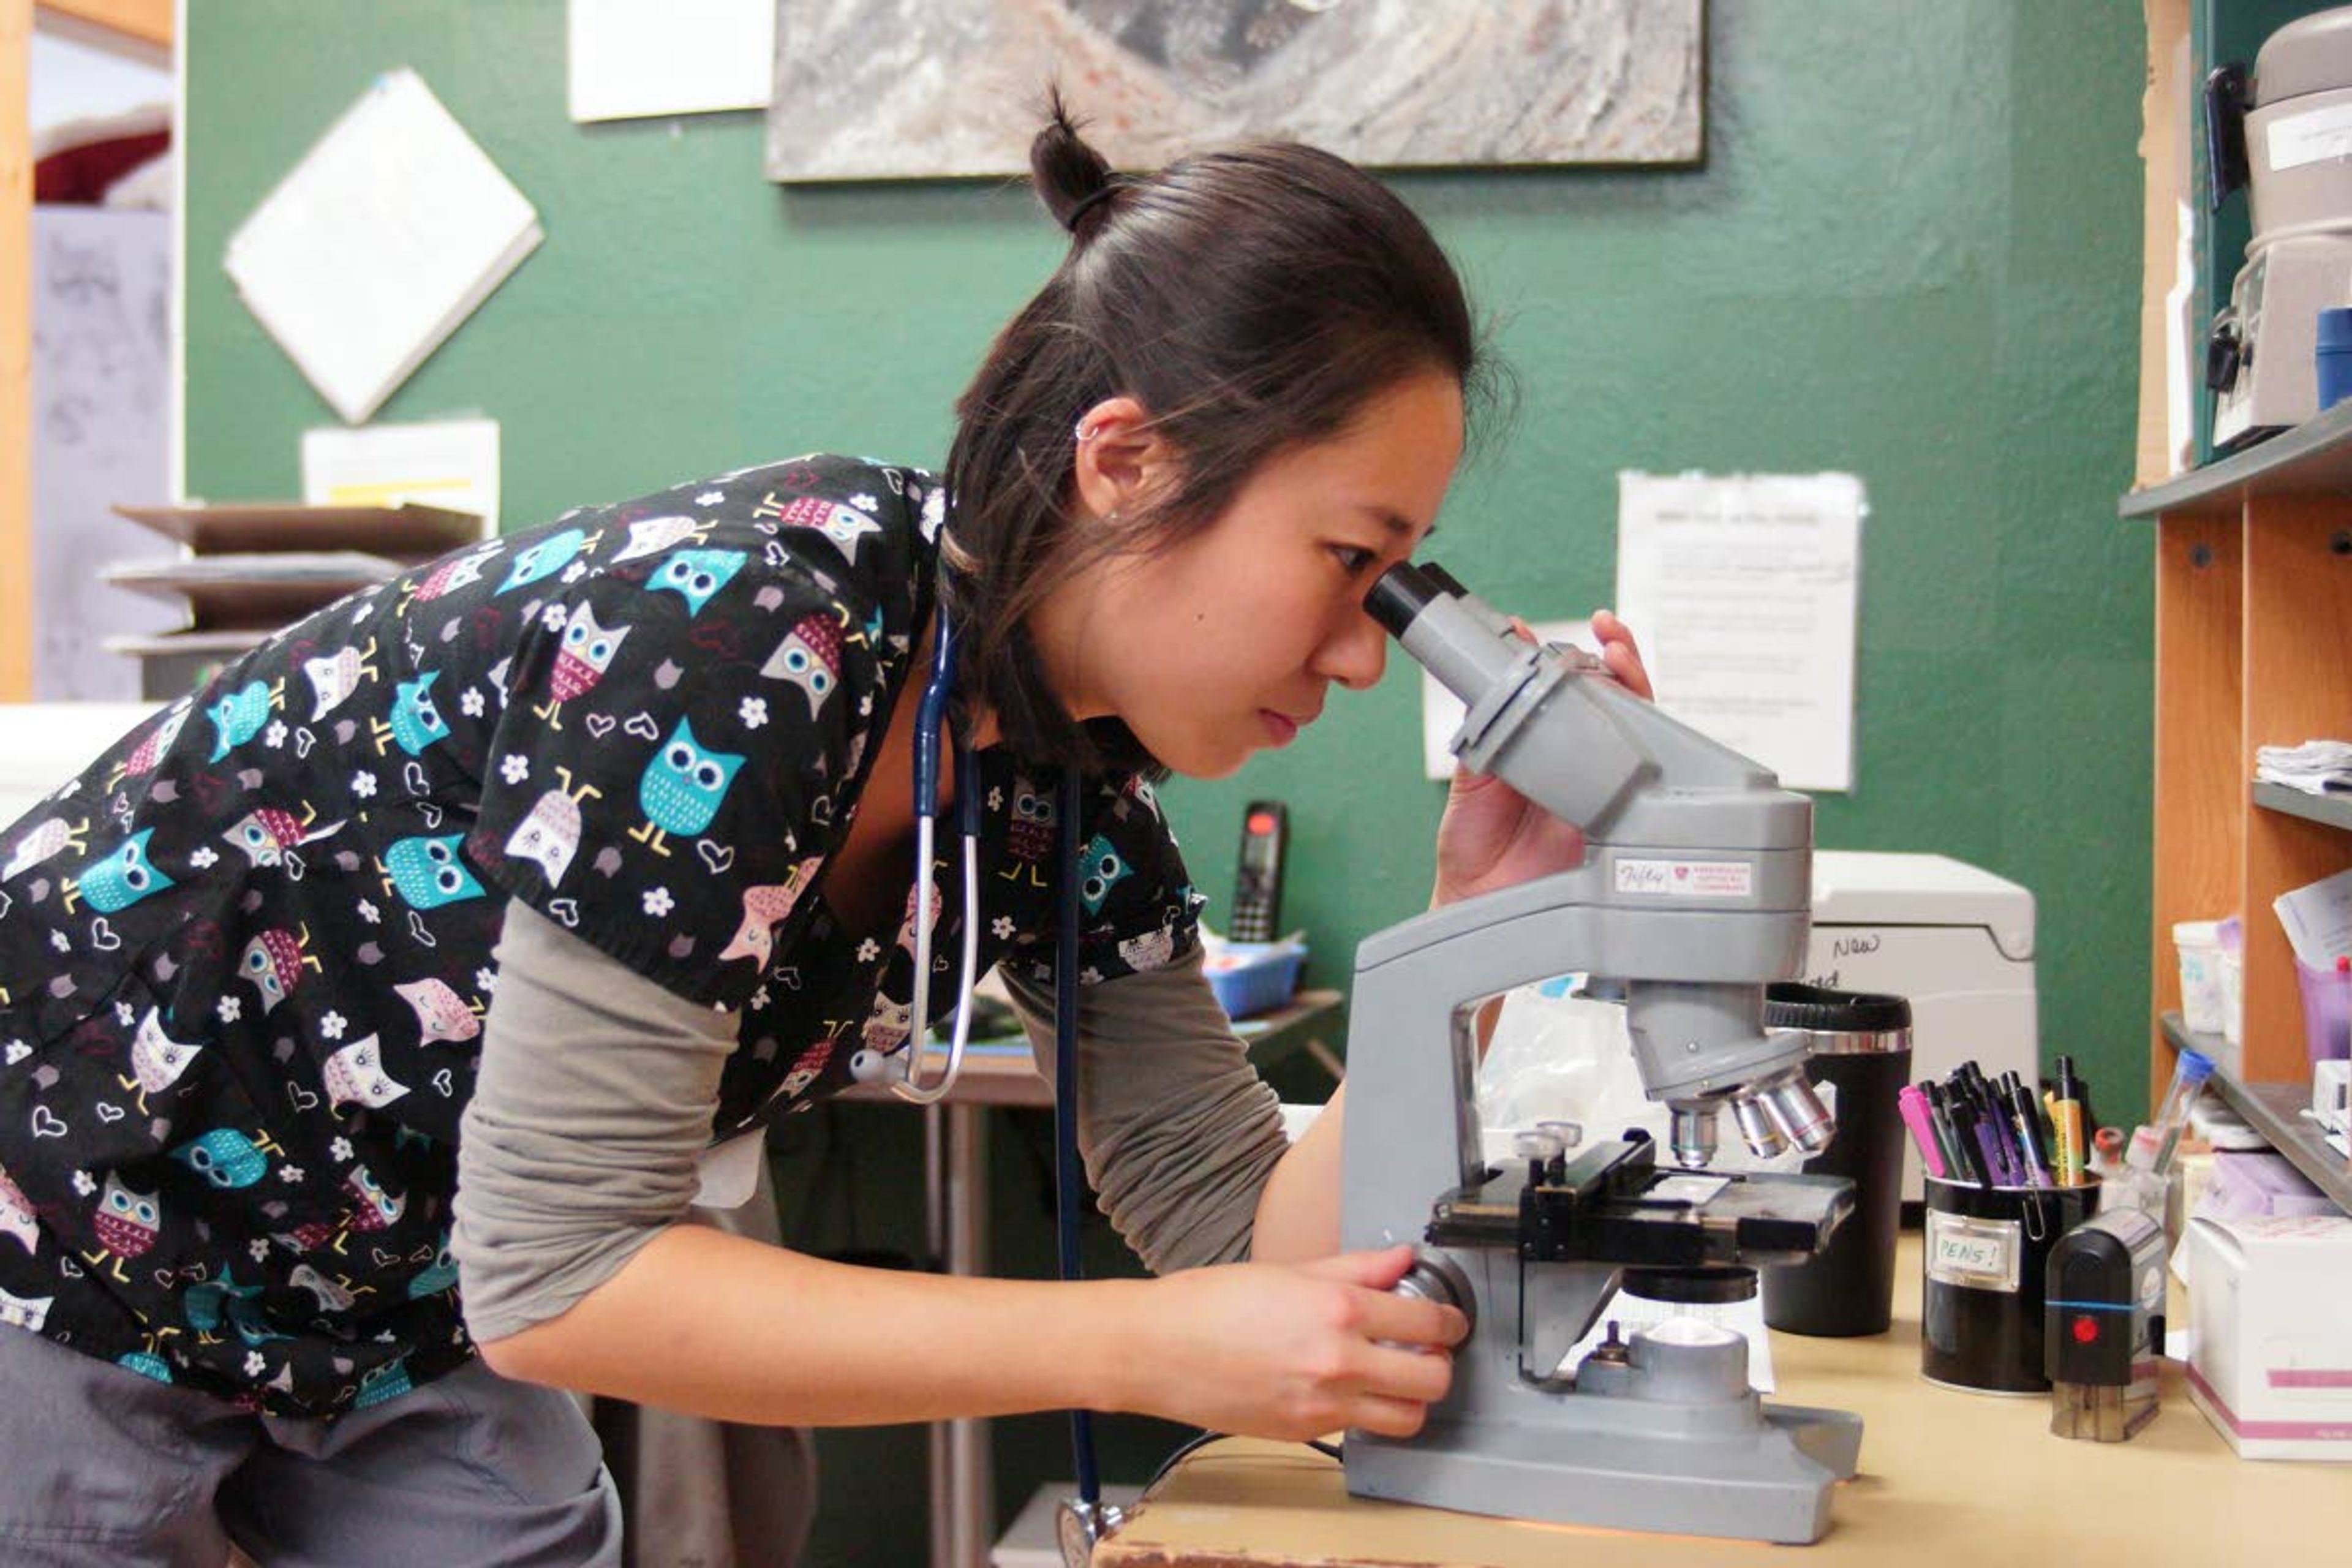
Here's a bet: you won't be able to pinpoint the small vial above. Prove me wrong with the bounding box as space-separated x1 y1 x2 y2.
2132 1049 2215 1176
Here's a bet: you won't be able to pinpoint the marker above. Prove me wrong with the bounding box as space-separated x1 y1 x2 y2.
2049 1055 2089 1188
1898 1085 1949 1180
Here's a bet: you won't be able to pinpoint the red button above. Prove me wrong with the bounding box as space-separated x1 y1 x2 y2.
1248 812 1276 834
2071 1315 2099 1344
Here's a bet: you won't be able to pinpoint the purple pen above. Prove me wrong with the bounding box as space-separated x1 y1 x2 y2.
2002 1074 2055 1189
1971 1112 2016 1188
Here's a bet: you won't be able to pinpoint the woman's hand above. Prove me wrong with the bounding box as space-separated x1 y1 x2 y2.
1430 610 1653 908
1588 608 1653 701
1126 1246 1466 1441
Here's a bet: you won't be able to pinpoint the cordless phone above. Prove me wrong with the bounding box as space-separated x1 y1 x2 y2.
1227 800 1287 943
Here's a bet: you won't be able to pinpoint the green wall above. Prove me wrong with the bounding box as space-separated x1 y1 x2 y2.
187 0 2154 1096
186 2 2150 1557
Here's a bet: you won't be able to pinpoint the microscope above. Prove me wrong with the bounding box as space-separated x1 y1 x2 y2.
1340 563 1863 1545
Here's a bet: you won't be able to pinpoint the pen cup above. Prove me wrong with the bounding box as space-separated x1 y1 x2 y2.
1921 1174 2101 1394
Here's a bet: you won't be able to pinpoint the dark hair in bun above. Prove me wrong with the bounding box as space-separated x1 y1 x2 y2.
944 89 1490 775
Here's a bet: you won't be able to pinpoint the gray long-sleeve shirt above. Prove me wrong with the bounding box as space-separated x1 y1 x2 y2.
452 901 1293 1343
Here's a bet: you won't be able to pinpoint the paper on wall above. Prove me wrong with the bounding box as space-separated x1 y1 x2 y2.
224 70 542 425
301 418 501 537
1422 619 1594 780
1613 472 1863 793
568 0 775 123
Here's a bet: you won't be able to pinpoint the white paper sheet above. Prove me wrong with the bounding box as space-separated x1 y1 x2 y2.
1614 472 1863 793
568 0 776 123
224 70 542 425
2274 866 2352 968
301 418 500 537
1421 618 1594 780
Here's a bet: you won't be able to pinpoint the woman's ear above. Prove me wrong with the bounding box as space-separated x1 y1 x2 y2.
1071 395 1176 521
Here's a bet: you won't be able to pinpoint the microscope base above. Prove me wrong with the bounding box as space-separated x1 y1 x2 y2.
1345 1401 1863 1545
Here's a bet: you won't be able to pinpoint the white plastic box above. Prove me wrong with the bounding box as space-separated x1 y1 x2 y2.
2186 1211 2352 1461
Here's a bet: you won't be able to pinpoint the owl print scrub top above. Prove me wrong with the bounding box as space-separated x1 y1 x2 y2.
0 454 1205 1415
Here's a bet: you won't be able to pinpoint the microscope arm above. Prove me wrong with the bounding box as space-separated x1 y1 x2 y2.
1358 563 1824 1173
1339 868 1809 1253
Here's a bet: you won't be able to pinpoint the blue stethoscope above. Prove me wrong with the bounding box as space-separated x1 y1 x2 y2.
843 598 1118 1559
845 599 982 1106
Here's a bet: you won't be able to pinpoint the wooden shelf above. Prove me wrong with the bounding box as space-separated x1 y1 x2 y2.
2253 780 2352 832
2122 398 2352 519
2139 484 2352 1100
2163 1012 2352 1213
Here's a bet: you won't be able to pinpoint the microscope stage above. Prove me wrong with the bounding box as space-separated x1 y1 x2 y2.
1429 1137 1855 1269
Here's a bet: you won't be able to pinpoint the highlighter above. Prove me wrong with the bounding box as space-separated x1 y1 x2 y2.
2049 1055 2089 1188
1897 1085 1949 1180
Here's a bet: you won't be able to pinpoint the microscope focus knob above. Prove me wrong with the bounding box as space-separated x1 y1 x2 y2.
1390 1251 1476 1341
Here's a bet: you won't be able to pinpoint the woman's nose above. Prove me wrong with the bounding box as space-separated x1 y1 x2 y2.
1314 610 1388 691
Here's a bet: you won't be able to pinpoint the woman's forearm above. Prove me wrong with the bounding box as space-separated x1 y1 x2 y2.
478 1204 1466 1444
478 1223 1149 1426
1249 1080 1345 1263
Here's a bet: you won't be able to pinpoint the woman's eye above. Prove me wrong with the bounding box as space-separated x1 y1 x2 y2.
1332 546 1376 574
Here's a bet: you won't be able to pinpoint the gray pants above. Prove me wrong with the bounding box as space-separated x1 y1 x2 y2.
0 1325 624 1567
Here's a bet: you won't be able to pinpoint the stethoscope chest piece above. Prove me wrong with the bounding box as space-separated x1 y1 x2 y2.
1057 1496 1125 1567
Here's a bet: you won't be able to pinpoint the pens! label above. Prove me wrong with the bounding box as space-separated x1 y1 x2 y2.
1926 1210 2020 1292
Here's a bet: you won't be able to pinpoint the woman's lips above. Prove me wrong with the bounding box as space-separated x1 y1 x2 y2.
1259 710 1299 745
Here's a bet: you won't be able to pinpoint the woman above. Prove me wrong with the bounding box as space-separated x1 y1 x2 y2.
0 101 1648 1564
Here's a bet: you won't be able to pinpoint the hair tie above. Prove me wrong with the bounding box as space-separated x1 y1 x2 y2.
1063 180 1124 235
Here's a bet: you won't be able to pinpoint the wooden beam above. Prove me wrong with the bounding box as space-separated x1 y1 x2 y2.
35 0 168 50
2 0 29 703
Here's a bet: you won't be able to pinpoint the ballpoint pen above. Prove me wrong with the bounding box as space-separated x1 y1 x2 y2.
1946 1095 1995 1189
1921 1080 1966 1177
1953 1071 2020 1186
2000 1071 2055 1188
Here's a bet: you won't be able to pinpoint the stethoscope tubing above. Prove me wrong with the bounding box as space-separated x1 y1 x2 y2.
854 591 1103 1504
1054 764 1101 1504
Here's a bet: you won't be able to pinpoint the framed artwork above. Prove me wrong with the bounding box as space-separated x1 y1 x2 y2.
766 1 1704 181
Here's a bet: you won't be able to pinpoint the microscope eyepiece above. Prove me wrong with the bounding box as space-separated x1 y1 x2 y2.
1417 562 1469 598
1364 560 1445 638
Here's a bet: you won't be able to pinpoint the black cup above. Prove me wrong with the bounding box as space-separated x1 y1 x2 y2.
1759 984 1912 1337
1921 1174 2102 1393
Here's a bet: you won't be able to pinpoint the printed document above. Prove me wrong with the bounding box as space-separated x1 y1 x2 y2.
1615 472 1863 793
